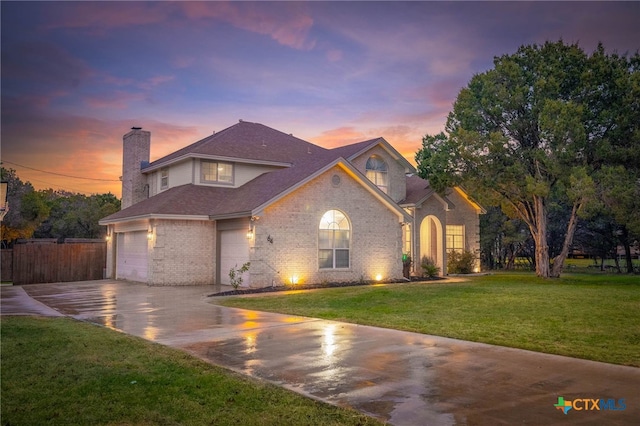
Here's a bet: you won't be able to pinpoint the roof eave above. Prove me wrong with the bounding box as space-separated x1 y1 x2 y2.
143 154 291 173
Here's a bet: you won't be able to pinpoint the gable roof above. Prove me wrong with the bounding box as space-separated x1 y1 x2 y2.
100 150 410 224
402 175 486 214
101 121 420 225
144 120 327 172
330 137 416 173
402 174 453 209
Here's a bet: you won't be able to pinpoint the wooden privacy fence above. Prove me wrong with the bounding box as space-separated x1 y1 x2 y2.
2 239 106 285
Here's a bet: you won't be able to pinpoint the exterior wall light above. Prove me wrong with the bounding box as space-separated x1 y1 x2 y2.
246 228 254 239
147 228 153 240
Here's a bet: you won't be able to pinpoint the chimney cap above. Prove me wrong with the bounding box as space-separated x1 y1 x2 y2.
131 126 142 130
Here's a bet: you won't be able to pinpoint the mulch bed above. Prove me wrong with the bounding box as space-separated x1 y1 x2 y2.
209 276 443 297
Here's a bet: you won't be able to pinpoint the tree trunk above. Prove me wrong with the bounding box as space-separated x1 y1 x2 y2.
551 202 580 278
618 226 634 274
532 196 550 278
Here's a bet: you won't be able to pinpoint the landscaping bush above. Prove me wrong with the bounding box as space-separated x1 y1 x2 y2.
447 250 476 274
420 256 440 278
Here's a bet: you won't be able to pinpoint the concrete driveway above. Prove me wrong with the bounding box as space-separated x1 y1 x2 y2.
2 280 639 425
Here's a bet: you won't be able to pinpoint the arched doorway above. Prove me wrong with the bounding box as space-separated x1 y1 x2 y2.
420 215 443 275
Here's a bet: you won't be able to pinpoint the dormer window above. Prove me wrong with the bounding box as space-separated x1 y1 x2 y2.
201 160 233 184
365 155 388 194
160 168 169 189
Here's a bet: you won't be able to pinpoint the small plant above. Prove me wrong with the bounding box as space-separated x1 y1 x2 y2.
229 262 250 290
447 250 476 274
420 256 440 278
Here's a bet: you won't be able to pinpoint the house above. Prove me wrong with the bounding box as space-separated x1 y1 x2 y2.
99 121 483 286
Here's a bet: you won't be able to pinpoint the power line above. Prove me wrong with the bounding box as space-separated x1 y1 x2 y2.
2 160 121 182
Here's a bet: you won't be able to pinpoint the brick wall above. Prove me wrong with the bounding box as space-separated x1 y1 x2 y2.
121 129 150 209
349 145 407 203
249 165 403 287
148 219 216 285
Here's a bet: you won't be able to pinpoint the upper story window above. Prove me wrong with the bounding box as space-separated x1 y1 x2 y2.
446 225 465 252
160 168 169 189
365 155 388 194
319 210 350 269
201 161 233 184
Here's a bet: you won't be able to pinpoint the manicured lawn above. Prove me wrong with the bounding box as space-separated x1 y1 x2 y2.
0 316 381 426
217 272 640 367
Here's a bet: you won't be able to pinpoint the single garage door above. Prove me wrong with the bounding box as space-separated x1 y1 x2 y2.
219 229 250 286
116 231 148 282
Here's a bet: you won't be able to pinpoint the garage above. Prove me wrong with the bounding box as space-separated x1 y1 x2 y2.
116 231 148 282
219 229 250 287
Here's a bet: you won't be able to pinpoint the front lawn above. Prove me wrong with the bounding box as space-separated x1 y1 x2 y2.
216 272 640 367
0 316 381 426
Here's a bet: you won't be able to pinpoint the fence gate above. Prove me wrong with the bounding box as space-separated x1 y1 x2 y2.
8 239 107 285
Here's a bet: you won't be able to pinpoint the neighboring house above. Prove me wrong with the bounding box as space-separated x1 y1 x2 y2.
99 121 483 286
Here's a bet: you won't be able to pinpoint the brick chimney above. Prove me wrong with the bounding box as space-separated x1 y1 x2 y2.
121 127 150 209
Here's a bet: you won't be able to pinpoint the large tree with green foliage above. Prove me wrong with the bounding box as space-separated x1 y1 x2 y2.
416 41 639 278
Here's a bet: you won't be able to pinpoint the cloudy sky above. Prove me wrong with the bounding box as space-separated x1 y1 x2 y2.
2 1 639 197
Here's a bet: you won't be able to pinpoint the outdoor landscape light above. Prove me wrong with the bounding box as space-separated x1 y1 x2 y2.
375 273 383 281
290 275 299 285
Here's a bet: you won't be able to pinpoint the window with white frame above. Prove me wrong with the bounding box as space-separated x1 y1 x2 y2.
319 210 350 269
403 222 412 257
446 225 465 252
365 155 388 193
201 161 233 184
160 168 169 189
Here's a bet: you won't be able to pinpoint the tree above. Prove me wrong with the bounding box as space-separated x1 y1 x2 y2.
35 192 120 239
416 41 639 278
0 167 50 244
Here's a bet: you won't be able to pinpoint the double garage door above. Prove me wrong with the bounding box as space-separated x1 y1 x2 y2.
116 231 148 282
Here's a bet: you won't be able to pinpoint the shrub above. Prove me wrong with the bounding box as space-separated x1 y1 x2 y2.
420 256 440 278
447 250 476 274
229 262 250 289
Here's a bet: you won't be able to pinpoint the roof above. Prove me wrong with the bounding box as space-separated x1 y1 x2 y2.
330 137 416 173
144 120 327 171
101 149 409 224
101 121 415 224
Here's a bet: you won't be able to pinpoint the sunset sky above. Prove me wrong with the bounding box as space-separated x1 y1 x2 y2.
2 1 639 197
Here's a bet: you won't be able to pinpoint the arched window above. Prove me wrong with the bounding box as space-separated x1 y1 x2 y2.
319 210 350 269
366 155 388 193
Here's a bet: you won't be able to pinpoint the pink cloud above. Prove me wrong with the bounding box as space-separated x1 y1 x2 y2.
41 2 174 33
180 2 315 50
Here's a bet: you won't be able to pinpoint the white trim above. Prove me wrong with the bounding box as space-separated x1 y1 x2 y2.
345 138 416 173
251 158 411 223
100 213 211 226
142 153 291 173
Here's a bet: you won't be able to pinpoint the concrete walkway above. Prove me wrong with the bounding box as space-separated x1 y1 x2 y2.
2 280 638 425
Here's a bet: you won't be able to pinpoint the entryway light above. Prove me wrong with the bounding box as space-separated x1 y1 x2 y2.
147 229 153 240
246 228 254 239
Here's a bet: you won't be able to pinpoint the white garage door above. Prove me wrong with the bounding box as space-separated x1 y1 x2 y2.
219 229 250 286
116 231 148 282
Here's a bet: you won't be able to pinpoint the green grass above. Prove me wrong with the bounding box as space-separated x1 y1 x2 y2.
1 316 381 426
217 272 640 367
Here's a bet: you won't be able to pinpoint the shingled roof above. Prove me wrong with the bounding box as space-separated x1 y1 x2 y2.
100 121 413 224
145 120 327 170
